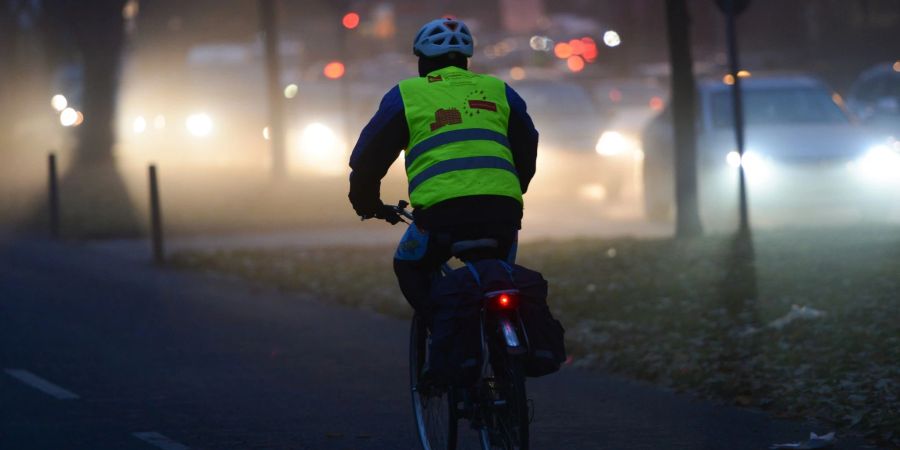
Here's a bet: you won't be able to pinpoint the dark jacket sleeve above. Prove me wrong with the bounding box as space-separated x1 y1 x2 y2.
505 84 539 193
348 85 409 216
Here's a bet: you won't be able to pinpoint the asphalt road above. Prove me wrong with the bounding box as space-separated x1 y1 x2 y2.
0 238 872 449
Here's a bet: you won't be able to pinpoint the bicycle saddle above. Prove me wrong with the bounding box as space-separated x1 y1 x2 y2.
451 239 499 257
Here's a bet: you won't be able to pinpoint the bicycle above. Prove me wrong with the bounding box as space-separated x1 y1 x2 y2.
387 201 531 450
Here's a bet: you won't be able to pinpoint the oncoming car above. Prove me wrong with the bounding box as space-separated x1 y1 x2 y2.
509 80 613 202
641 75 899 226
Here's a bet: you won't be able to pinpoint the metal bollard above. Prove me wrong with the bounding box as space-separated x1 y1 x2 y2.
148 164 165 265
48 153 60 239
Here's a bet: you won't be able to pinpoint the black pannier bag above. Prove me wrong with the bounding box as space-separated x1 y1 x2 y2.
508 265 567 377
428 263 486 386
428 259 567 383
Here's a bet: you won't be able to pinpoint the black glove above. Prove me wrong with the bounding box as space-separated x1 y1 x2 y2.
373 203 402 225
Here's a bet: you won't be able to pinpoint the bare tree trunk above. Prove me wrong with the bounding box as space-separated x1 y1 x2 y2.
36 0 140 238
0 1 18 153
665 0 703 238
61 0 128 165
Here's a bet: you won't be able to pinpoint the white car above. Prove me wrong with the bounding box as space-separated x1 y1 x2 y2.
641 75 898 225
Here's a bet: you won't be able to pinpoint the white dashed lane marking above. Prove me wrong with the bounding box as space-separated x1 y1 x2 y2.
3 368 80 400
133 432 191 450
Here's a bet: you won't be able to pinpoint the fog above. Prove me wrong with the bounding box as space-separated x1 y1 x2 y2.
2 0 899 241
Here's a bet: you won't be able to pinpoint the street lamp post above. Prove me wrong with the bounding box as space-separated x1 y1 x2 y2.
260 0 286 178
718 0 752 237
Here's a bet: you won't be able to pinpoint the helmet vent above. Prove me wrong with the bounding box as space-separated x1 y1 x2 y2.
449 36 459 45
445 21 458 31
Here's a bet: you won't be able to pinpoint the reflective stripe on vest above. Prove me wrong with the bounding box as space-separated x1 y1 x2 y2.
408 156 518 192
405 128 511 169
398 67 523 209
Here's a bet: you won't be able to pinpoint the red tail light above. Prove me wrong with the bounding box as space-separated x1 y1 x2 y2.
486 290 519 310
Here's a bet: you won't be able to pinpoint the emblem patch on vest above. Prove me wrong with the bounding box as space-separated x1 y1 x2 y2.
430 108 462 131
467 100 497 112
427 75 443 83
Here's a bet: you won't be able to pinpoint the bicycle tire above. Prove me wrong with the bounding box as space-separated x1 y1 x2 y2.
483 354 529 449
410 314 458 450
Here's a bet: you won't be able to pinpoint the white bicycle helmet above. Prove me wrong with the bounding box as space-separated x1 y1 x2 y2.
413 18 474 58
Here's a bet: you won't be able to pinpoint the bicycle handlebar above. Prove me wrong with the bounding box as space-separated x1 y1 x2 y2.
390 200 415 222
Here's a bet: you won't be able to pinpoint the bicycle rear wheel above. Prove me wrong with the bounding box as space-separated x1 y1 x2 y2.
482 354 529 450
410 314 459 450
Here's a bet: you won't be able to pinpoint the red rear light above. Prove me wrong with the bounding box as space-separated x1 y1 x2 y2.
486 291 519 310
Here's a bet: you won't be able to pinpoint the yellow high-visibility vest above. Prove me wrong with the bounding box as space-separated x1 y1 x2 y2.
399 66 523 209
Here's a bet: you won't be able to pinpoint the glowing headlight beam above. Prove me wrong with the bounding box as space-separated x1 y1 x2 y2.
186 113 213 137
725 150 768 174
60 108 78 127
857 145 900 181
596 131 640 156
133 116 147 134
291 122 347 176
51 94 68 112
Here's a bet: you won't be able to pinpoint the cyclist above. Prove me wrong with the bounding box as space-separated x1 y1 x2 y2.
349 17 539 315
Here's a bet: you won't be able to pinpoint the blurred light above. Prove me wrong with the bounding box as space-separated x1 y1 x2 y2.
323 61 345 80
596 130 640 156
509 66 526 81
857 145 900 181
726 151 742 168
893 61 900 72
569 39 586 56
262 126 271 140
723 74 735 85
293 122 347 176
186 113 213 137
284 83 298 99
582 37 598 62
122 0 139 20
529 35 552 52
73 111 84 127
649 96 665 111
51 94 68 112
603 30 621 47
609 89 622 103
567 55 585 72
737 69 751 78
60 108 78 127
498 294 511 308
579 183 607 201
832 93 845 106
553 42 573 59
133 116 147 134
727 150 769 178
342 12 360 29
153 114 166 130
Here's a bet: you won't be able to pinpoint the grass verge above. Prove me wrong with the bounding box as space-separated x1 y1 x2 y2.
171 227 900 448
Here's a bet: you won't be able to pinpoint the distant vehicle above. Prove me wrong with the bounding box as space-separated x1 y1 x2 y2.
117 43 383 176
847 62 900 135
510 80 621 202
592 78 668 201
641 75 898 225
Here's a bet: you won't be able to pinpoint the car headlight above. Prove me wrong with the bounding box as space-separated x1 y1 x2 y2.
186 113 213 137
855 145 900 181
595 131 640 157
725 150 771 181
133 116 147 135
290 122 347 176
